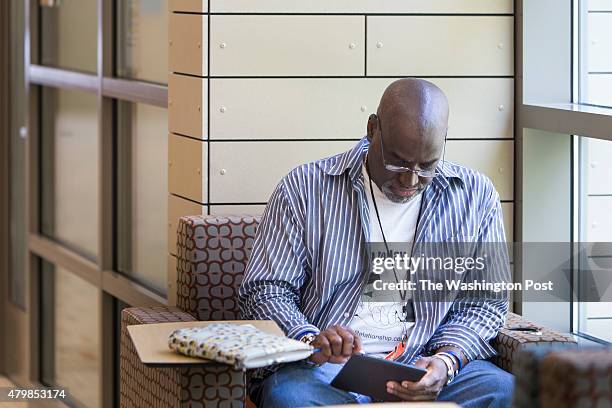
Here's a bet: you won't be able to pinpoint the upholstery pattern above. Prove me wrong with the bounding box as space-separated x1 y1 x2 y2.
120 307 195 408
540 347 612 408
511 343 578 408
181 365 247 408
120 306 248 408
177 215 261 321
493 312 577 373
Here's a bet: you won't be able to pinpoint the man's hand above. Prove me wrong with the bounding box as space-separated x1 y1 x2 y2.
385 356 447 401
309 325 362 364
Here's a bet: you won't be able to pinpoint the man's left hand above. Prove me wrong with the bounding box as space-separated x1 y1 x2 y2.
385 356 447 401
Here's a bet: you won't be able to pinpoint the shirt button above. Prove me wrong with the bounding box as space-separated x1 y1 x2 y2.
344 313 350 318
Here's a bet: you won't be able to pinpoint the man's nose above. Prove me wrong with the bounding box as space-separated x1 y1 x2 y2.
398 171 419 187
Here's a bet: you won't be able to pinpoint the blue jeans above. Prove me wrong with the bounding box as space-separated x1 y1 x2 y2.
250 359 514 408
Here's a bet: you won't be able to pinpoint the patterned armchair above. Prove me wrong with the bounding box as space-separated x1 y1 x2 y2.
120 215 577 408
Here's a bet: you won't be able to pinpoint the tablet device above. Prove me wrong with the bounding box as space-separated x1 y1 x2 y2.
330 354 427 402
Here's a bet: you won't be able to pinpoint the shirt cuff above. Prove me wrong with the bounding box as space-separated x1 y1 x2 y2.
287 324 320 340
425 324 498 362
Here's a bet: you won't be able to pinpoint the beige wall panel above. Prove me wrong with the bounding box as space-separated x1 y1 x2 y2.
210 79 370 140
210 0 512 13
586 196 612 242
168 74 207 138
431 78 513 139
445 140 514 201
210 78 513 140
168 193 207 255
167 254 178 306
210 204 267 215
209 141 355 202
585 138 612 195
501 202 513 243
169 13 207 76
367 16 514 76
585 74 612 107
168 134 208 203
210 15 364 76
209 140 512 202
169 0 207 12
588 13 612 72
589 0 612 10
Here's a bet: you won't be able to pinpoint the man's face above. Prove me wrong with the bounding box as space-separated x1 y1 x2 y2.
367 114 446 204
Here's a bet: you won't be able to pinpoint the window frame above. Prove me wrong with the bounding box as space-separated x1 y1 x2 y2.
1 0 169 403
517 0 612 344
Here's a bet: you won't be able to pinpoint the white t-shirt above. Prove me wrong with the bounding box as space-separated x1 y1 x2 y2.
348 162 422 355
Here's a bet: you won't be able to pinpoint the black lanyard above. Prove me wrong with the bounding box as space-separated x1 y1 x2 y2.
366 156 425 306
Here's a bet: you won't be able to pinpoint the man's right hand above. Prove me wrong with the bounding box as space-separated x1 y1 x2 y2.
309 325 362 364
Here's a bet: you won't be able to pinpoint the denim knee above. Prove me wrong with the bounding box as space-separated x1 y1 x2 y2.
470 361 514 406
250 363 358 408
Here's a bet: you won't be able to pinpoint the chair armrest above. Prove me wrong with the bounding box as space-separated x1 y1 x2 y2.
120 306 249 408
120 307 196 408
493 312 577 373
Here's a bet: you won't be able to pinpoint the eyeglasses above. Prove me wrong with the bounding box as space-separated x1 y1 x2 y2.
377 115 446 179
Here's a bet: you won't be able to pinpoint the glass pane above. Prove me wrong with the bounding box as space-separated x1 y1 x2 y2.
116 0 168 84
40 0 97 73
117 102 168 294
41 88 99 260
41 261 101 408
579 2 612 107
9 0 27 308
577 137 612 343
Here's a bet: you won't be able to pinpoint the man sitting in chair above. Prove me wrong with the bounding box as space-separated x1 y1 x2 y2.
238 78 513 407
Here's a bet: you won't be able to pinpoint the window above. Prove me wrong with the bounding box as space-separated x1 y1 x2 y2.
573 0 612 342
117 101 168 294
576 136 612 342
41 261 101 408
578 0 612 108
5 0 168 403
40 87 100 260
520 0 612 338
40 0 98 73
116 0 168 84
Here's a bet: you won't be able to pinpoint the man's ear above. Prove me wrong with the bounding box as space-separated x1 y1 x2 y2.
366 114 377 142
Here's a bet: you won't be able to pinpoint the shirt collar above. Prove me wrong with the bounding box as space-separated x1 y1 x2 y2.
320 136 464 189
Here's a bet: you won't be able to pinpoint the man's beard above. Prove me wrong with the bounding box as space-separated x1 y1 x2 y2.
381 181 425 204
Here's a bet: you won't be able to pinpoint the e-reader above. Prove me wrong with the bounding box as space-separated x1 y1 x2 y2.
330 353 428 402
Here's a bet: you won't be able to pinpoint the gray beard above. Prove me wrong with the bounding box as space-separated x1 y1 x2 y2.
381 184 424 204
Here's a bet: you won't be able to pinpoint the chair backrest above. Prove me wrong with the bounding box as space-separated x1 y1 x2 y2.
176 215 261 320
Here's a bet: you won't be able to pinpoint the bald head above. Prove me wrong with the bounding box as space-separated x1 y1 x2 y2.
365 78 450 203
377 78 449 138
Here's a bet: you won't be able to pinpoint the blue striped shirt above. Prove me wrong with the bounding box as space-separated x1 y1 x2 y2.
238 137 509 364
